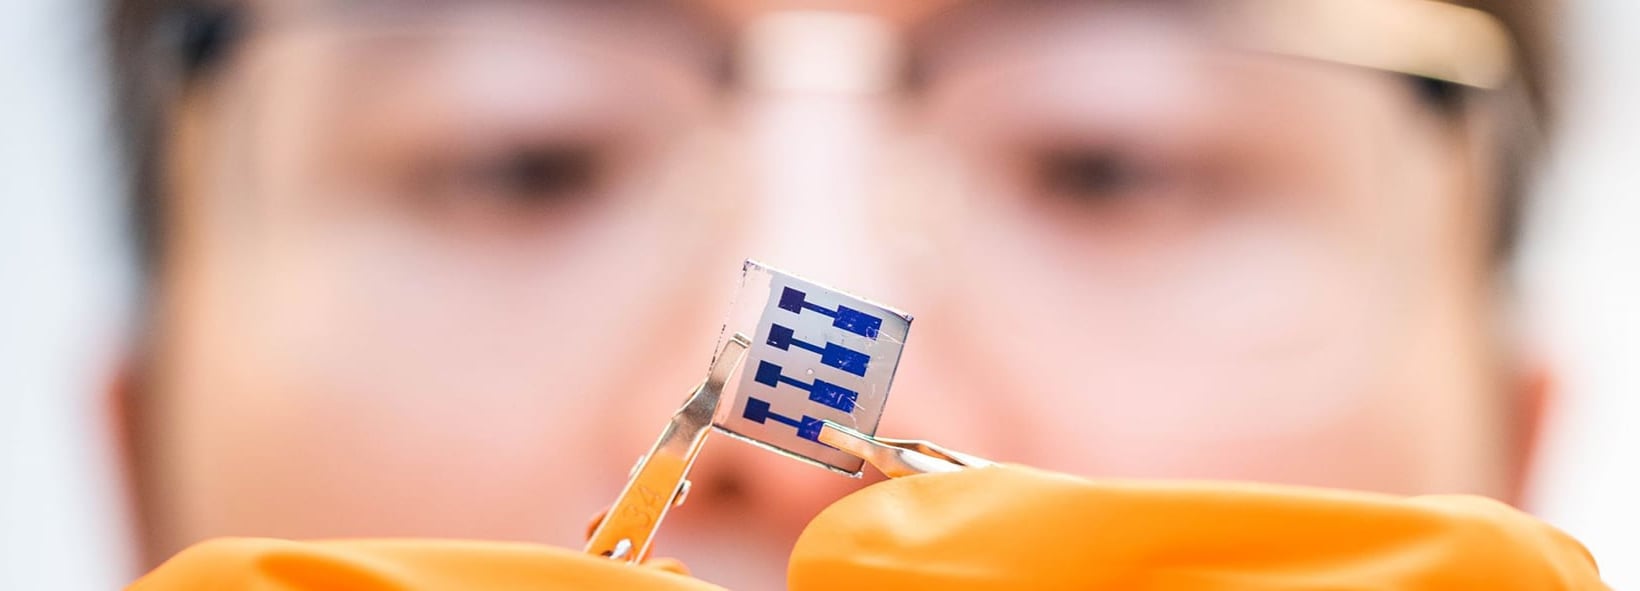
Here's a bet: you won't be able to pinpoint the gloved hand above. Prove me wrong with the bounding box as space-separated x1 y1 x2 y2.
789 465 1609 591
127 538 722 591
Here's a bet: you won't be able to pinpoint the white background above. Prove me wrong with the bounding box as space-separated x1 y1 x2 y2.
1520 0 1640 581
1 0 1634 588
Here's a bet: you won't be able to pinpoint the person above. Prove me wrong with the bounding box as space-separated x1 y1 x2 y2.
107 0 1606 588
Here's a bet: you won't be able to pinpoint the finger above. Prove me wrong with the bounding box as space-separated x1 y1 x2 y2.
790 465 1609 591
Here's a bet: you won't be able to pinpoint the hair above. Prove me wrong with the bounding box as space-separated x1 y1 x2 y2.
107 0 1560 277
110 0 240 279
1446 0 1561 260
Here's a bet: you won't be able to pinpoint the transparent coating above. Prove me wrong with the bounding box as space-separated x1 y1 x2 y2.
712 260 912 476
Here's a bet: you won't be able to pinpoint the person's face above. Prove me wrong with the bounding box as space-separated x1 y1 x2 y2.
129 1 1530 588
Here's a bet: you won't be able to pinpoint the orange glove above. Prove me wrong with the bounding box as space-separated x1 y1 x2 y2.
127 538 721 591
790 465 1609 591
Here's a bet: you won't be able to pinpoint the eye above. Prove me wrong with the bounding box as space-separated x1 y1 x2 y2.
1034 147 1161 203
444 144 602 206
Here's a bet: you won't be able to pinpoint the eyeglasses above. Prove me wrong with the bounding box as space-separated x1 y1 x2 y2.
172 0 1524 310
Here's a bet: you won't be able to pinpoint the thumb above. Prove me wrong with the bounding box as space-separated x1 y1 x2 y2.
129 538 724 591
789 465 1608 591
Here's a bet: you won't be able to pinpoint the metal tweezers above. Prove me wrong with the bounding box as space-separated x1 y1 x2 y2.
817 421 994 478
586 333 993 563
584 333 752 563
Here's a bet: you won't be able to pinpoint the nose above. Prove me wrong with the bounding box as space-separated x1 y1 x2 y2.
737 12 904 295
647 11 912 541
673 430 882 534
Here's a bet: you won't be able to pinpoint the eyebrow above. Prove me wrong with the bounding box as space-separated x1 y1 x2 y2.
903 0 1514 90
628 0 738 84
901 0 1064 92
293 0 736 83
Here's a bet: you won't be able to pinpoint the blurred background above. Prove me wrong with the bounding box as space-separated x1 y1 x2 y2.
2 0 1634 588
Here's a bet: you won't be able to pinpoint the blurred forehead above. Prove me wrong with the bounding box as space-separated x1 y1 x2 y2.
244 0 1214 79
694 1 1198 32
249 0 735 46
695 0 1513 92
240 0 740 81
905 2 1205 74
697 0 1203 83
693 0 961 28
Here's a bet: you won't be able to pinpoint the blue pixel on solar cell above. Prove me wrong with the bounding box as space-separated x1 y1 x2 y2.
752 360 858 413
718 262 913 475
777 287 884 339
765 324 870 377
742 397 826 442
